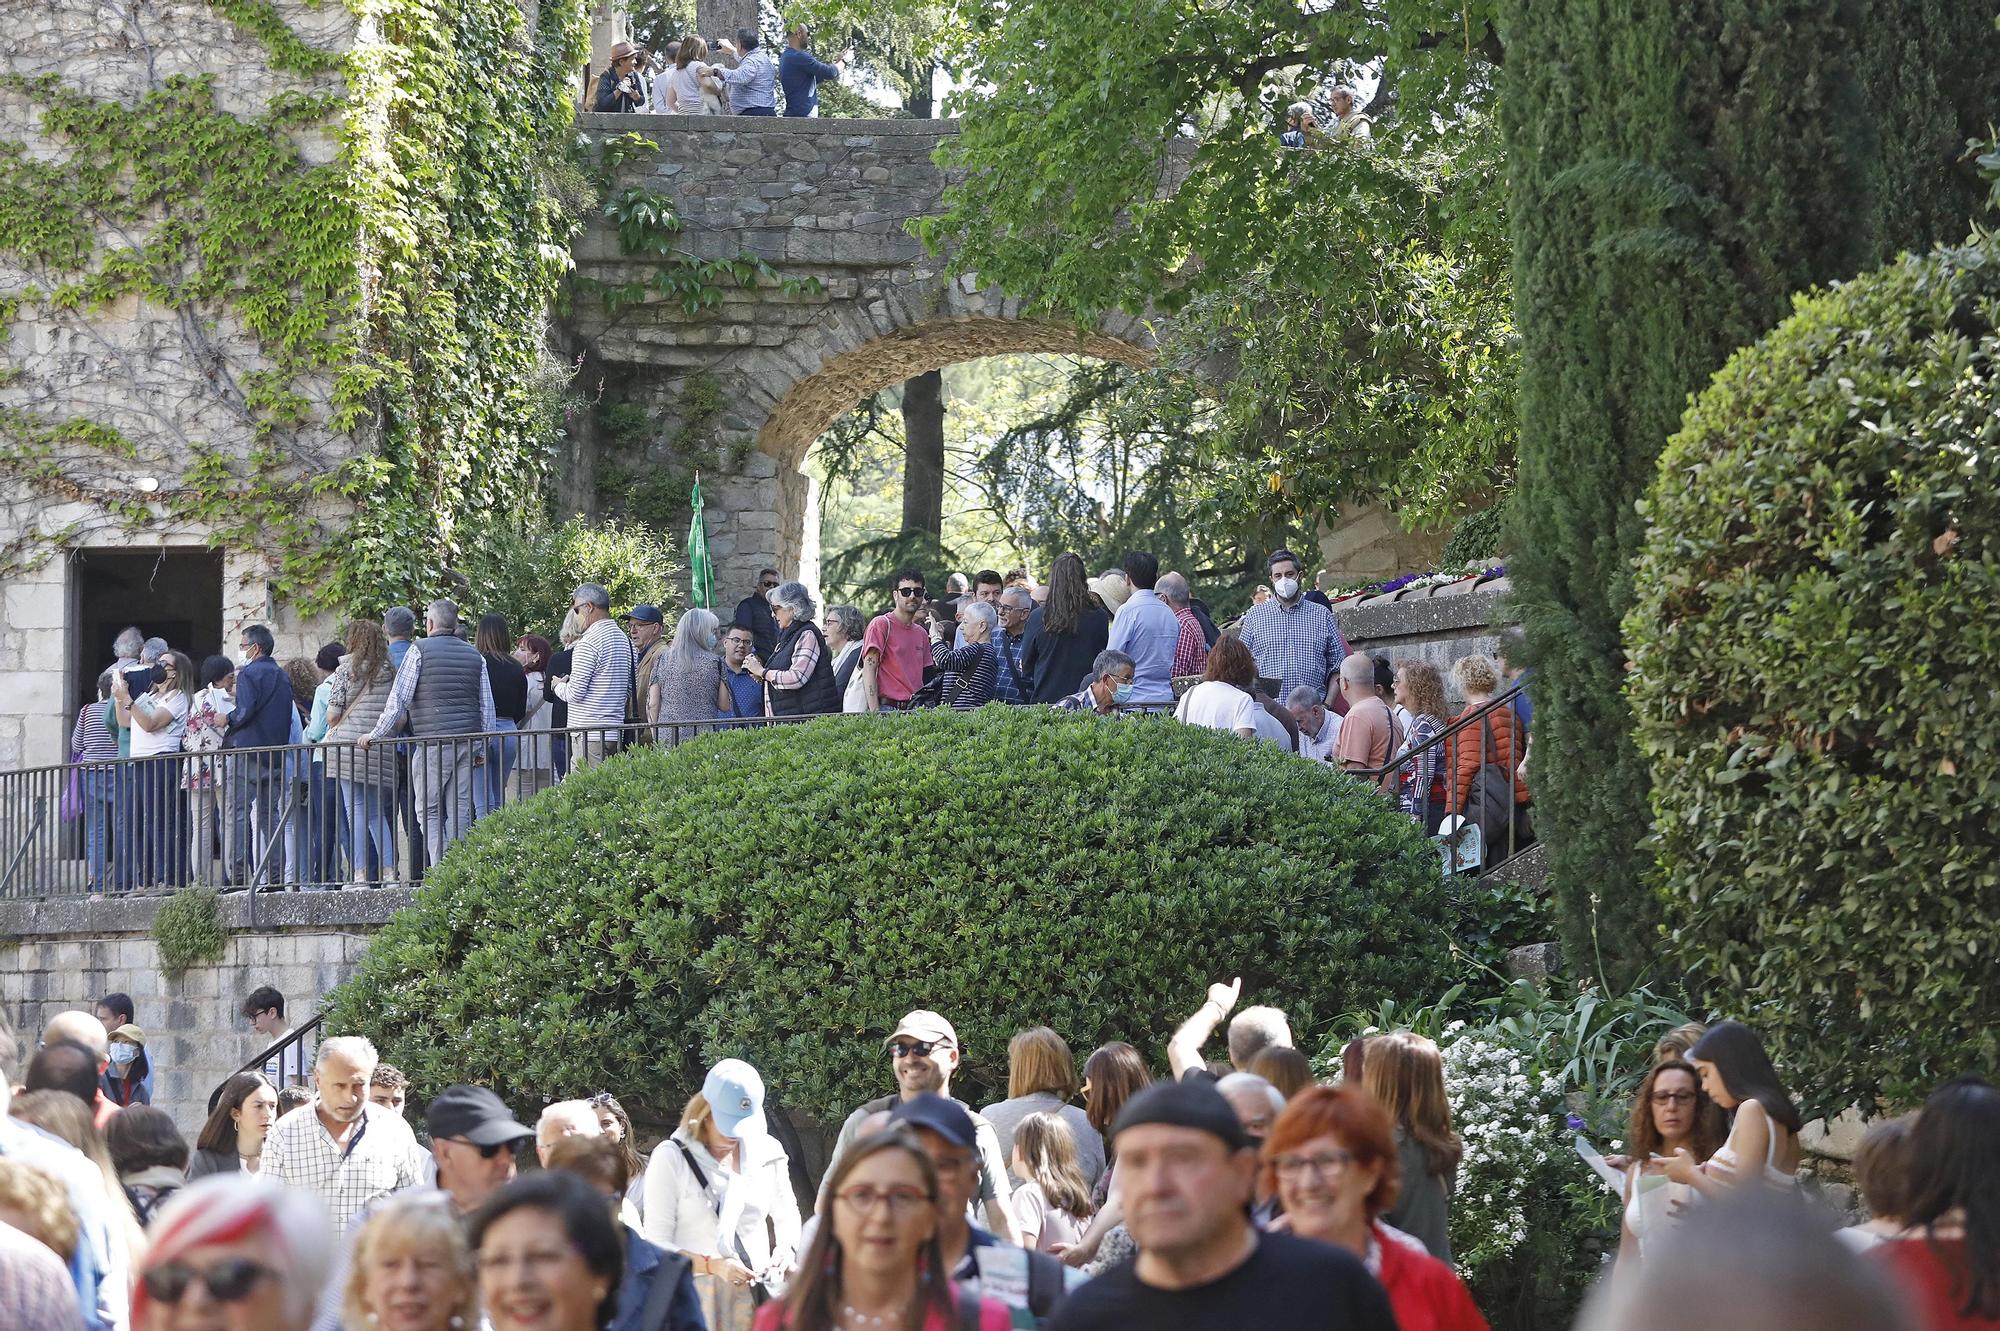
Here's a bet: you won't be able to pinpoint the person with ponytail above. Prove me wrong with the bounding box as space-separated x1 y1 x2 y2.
1662 1020 1801 1195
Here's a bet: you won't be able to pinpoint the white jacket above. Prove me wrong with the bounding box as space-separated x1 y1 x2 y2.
641 1126 801 1282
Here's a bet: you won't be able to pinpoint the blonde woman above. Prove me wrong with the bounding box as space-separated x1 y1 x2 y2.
345 1193 478 1331
324 620 400 887
548 608 583 780
641 1060 799 1331
1361 1031 1463 1262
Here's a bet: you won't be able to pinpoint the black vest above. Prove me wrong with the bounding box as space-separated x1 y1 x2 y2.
767 620 839 716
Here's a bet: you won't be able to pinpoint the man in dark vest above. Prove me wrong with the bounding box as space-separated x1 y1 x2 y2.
747 580 839 715
360 599 494 866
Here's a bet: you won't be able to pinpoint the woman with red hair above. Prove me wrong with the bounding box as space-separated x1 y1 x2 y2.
1264 1085 1488 1331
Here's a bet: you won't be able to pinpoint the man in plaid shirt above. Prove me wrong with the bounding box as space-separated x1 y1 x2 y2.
1158 572 1210 679
1236 549 1349 701
261 1035 426 1231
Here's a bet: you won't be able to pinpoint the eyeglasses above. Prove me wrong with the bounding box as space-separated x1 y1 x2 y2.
833 1185 931 1215
1650 1091 1699 1107
1272 1149 1355 1180
571 603 588 614
889 1039 949 1059
895 587 924 598
141 1258 277 1305
760 581 779 591
587 1091 616 1107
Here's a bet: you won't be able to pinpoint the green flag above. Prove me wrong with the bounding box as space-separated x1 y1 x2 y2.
688 476 714 610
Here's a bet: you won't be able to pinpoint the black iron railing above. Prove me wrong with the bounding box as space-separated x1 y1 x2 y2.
1357 683 1533 873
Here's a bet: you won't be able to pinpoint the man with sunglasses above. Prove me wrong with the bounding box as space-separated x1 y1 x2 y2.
819 1010 1019 1243
734 568 782 659
861 568 933 712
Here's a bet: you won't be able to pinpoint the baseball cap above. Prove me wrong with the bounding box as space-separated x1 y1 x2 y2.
109 1023 146 1045
702 1059 767 1140
1111 1078 1253 1152
620 604 665 625
887 1092 976 1150
884 1010 958 1050
425 1085 535 1147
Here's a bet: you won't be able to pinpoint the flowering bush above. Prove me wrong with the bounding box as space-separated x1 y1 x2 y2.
1442 1022 1613 1325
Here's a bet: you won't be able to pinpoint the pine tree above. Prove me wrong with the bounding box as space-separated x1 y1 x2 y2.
1498 0 1994 983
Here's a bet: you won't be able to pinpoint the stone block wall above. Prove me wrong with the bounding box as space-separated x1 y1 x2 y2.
1335 578 1514 703
1 891 407 1140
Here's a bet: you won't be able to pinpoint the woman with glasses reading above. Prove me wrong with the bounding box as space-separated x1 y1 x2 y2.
132 1174 332 1331
1264 1086 1489 1331
757 1128 1009 1331
1618 1060 1727 1267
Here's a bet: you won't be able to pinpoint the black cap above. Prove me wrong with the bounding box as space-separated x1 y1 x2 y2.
886 1093 977 1150
425 1085 534 1147
1111 1079 1253 1151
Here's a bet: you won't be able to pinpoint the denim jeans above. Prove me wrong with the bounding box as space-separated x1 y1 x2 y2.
339 779 395 883
82 768 116 893
135 757 187 888
473 720 518 817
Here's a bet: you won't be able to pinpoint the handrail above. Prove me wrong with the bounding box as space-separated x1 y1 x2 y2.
1359 681 1526 783
1357 681 1532 873
226 1011 324 1102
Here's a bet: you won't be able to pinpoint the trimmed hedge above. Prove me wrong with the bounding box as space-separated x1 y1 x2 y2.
1626 235 2000 1111
326 708 1452 1126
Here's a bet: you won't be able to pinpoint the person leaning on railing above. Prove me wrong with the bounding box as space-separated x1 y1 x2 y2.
70 670 121 895
324 619 401 888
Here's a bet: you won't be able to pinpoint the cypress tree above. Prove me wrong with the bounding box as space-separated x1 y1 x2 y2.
1496 0 1993 983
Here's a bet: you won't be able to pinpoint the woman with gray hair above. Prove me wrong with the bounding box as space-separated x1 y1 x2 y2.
748 580 839 715
824 603 868 712
929 599 1000 709
649 608 730 743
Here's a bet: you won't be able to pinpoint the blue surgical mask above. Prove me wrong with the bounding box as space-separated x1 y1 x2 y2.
108 1043 139 1066
1111 683 1135 705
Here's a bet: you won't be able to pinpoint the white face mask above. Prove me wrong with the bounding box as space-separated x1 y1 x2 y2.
108 1043 139 1066
1273 576 1302 602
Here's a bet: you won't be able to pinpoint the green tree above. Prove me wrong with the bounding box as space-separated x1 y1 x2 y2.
1500 0 1997 982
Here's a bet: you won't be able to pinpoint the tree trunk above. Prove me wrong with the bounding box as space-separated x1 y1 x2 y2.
900 369 945 538
696 0 757 44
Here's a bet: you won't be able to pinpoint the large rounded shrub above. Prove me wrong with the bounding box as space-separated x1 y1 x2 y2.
326 708 1450 1130
1626 236 2000 1110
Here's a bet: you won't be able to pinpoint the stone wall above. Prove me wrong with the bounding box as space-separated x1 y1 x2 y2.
0 0 361 768
1334 574 1515 701
569 114 1159 594
0 891 407 1140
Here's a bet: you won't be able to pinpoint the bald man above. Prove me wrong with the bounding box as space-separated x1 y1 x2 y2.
43 1011 117 1128
536 1099 602 1167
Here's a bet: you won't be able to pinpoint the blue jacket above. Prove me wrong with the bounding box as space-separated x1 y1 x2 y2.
226 656 294 749
779 45 840 116
612 1228 704 1331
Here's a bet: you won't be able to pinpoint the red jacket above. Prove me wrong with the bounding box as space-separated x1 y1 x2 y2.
1376 1224 1491 1331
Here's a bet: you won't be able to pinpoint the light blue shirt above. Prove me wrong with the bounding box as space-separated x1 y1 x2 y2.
720 48 776 110
0 1115 122 1331
1106 588 1180 703
305 676 335 744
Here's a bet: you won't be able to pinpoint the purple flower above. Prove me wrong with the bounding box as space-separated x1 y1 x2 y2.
1378 573 1418 593
1566 1113 1585 1133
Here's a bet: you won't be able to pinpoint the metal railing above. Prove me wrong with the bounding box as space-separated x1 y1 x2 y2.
5 715 811 900
1357 683 1534 874
224 1012 324 1104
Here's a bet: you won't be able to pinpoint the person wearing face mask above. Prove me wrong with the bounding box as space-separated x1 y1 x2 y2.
1052 650 1136 716
101 1026 152 1107
223 624 294 890
1237 549 1351 706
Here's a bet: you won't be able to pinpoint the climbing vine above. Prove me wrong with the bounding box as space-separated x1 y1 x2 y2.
0 0 591 612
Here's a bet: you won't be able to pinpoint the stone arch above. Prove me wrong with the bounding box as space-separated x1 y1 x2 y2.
757 310 1155 469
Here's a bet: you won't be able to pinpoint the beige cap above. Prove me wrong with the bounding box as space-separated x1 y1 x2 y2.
1088 571 1131 617
885 1010 958 1050
110 1023 146 1045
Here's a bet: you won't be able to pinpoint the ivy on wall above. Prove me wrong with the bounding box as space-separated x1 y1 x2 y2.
0 0 593 613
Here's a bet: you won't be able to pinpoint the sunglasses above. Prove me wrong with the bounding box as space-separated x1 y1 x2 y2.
451 1136 513 1159
889 1039 949 1059
895 587 924 598
142 1258 276 1305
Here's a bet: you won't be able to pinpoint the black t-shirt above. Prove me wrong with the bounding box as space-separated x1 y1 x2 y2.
1045 1231 1396 1331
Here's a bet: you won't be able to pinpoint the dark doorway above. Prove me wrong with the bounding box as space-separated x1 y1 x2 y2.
68 547 225 714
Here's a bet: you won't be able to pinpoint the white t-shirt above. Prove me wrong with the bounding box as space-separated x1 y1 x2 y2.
1250 701 1295 752
129 691 189 757
1175 681 1258 736
1011 1179 1087 1255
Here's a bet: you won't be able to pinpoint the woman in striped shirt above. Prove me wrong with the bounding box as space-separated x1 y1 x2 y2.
931 600 1000 709
1392 661 1452 833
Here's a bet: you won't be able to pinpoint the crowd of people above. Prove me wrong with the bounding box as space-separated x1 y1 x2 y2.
593 25 851 118
63 550 1537 895
1 983 1993 1331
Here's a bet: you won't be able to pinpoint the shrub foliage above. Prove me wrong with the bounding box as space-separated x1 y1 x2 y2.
1626 235 2000 1111
326 709 1453 1126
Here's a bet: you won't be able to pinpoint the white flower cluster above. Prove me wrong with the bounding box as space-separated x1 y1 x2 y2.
1441 1027 1568 1266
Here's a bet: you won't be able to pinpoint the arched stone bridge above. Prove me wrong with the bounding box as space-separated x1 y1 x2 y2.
567 113 1164 591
